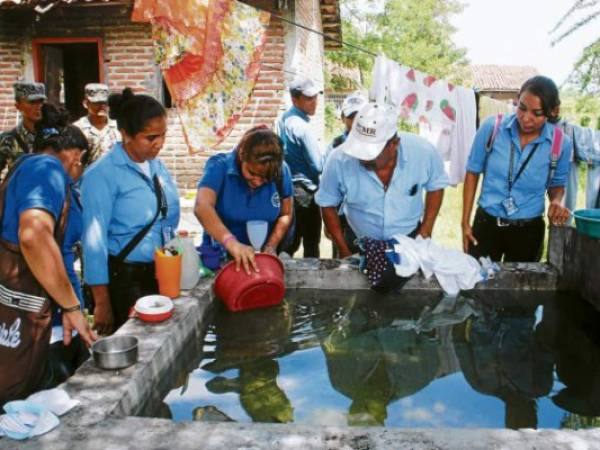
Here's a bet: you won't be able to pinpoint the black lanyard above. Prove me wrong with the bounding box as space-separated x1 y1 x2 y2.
507 141 539 193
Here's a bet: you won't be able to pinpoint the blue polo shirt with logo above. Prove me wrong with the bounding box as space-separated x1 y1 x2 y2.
198 150 293 246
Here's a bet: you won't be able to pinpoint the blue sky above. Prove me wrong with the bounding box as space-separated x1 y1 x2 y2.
451 0 597 85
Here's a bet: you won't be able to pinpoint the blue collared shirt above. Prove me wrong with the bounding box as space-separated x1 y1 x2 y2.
466 114 571 219
316 133 449 240
198 150 293 246
277 106 323 184
82 142 180 285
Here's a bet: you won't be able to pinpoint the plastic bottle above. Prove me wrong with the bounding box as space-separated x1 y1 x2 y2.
177 230 200 290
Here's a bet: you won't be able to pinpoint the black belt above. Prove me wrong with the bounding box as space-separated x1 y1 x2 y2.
478 208 543 228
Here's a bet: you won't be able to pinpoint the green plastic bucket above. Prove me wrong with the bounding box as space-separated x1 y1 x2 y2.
573 209 600 239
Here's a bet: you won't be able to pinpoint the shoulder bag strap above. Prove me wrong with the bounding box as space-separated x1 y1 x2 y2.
115 173 166 263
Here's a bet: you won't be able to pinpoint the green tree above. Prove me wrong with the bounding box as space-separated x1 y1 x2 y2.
326 0 468 89
552 1 600 94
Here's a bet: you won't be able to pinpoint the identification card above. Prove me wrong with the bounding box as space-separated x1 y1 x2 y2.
502 196 519 216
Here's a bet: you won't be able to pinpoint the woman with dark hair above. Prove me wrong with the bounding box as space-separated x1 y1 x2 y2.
82 88 180 335
462 75 572 262
0 103 96 405
195 126 293 274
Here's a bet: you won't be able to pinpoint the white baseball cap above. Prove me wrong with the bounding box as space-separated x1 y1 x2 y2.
289 76 322 97
337 102 398 161
341 92 367 118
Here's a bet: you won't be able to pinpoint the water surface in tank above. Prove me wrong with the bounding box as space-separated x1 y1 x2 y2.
151 289 600 429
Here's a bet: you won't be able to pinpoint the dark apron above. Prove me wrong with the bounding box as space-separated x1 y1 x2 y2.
0 156 69 405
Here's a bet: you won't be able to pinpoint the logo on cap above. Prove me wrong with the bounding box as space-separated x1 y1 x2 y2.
356 122 377 137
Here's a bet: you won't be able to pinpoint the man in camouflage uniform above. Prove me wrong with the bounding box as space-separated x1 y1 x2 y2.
0 82 46 179
73 83 120 167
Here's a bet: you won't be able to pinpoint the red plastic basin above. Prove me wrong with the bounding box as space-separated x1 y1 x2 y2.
214 253 285 312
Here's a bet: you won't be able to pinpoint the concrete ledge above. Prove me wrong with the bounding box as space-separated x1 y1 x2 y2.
283 258 558 291
13 417 600 450
549 226 600 310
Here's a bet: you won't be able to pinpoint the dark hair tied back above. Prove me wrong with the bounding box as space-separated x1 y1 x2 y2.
237 126 284 183
519 76 561 124
108 87 166 137
34 103 88 153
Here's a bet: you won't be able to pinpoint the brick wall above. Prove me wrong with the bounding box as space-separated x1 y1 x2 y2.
281 0 326 148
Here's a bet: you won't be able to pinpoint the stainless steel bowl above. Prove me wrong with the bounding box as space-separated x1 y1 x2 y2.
92 335 138 370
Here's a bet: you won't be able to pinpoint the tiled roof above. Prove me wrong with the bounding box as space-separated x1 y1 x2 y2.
471 64 539 91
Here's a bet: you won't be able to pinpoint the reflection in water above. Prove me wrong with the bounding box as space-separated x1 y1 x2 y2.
202 302 294 423
453 304 553 429
159 290 600 429
537 296 600 428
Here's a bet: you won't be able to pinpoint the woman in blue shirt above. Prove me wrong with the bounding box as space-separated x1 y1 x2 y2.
82 88 180 335
195 126 293 274
0 103 96 403
462 76 571 262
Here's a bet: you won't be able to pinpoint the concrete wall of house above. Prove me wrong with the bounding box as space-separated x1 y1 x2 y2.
0 1 327 191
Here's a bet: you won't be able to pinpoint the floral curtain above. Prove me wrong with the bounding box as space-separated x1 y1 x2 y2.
133 0 270 152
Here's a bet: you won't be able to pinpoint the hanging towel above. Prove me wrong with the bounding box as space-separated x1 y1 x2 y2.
391 235 483 297
370 55 458 129
448 86 476 185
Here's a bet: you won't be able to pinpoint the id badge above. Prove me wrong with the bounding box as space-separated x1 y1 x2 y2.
502 196 519 216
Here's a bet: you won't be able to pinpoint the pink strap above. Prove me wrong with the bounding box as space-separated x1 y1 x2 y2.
551 126 563 161
486 114 504 150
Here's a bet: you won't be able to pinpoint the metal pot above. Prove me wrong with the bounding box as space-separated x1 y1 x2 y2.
92 335 138 370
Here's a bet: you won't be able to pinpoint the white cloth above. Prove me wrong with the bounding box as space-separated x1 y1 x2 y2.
0 389 78 440
391 235 483 296
448 86 477 185
370 55 458 127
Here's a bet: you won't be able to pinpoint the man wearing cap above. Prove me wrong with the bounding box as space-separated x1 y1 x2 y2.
316 102 449 259
74 83 120 166
277 76 324 258
0 82 46 178
325 92 367 257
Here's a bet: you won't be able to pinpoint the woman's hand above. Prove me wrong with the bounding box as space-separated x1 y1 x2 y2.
93 301 115 335
548 201 570 226
63 310 98 347
462 221 478 253
226 240 259 274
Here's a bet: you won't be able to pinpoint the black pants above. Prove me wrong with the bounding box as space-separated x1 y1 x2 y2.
42 335 89 388
468 208 545 262
108 256 158 329
285 197 322 258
